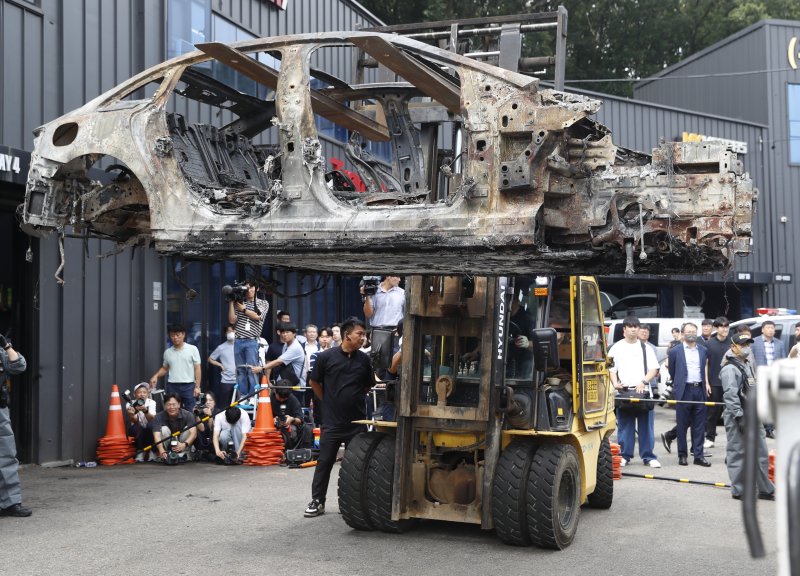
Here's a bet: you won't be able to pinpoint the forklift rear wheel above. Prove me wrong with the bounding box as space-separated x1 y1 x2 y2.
338 431 382 531
586 438 613 509
366 434 416 533
526 444 581 549
492 441 535 546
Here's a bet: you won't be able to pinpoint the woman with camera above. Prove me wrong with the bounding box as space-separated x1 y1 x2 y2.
126 382 157 462
194 391 217 461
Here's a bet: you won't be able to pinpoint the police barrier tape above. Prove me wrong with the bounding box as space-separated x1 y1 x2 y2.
622 471 731 488
617 397 725 407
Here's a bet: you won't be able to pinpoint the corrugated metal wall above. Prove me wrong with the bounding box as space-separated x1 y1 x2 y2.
633 23 769 126
764 23 800 306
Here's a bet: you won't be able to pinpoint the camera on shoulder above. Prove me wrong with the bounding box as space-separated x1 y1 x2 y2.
222 281 249 303
360 276 381 296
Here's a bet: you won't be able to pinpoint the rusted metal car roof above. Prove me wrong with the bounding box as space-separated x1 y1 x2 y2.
20 31 755 275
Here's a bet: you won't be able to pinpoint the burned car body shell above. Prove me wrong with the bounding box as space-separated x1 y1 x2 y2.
21 32 755 275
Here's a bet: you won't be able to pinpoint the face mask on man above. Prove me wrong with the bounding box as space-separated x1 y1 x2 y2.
227 332 236 342
683 334 697 343
738 345 750 356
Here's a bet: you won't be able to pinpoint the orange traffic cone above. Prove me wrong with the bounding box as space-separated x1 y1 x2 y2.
243 376 285 466
252 378 277 431
768 449 776 483
96 384 136 465
610 442 622 480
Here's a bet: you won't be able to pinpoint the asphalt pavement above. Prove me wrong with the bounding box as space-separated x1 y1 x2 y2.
2 408 778 576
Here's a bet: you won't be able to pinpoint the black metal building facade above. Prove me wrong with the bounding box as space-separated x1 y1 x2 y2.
634 19 800 308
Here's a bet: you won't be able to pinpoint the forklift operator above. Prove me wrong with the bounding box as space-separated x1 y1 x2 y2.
507 284 536 378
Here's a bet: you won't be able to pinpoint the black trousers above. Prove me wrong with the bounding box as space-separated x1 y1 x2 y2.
676 385 707 458
705 386 724 441
311 424 366 503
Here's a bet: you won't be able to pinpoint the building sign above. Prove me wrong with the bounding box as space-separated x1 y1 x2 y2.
774 273 793 284
0 146 30 187
790 36 799 70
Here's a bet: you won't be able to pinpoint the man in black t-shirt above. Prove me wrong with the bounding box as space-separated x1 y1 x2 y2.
272 387 305 449
152 393 197 463
304 318 374 518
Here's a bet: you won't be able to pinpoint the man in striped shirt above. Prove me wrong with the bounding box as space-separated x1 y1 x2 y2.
227 279 269 399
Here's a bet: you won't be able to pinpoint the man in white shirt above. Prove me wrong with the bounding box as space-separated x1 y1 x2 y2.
608 316 661 468
213 406 251 463
149 324 202 411
363 275 405 328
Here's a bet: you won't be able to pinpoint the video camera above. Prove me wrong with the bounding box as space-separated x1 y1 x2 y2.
360 276 381 296
222 281 249 303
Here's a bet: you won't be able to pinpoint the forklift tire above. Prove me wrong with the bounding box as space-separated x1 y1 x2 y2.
366 434 415 533
526 444 581 550
586 438 613 509
492 441 535 546
338 431 382 531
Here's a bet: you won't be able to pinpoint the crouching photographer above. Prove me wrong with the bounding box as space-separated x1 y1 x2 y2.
193 391 217 461
272 385 308 449
212 406 251 464
152 393 197 464
124 382 157 462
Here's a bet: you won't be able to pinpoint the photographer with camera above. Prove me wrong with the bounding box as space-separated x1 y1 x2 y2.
194 391 217 461
272 385 305 449
362 275 404 329
125 382 157 462
226 279 269 400
149 324 202 411
258 322 307 396
152 393 197 464
0 332 30 517
212 406 251 464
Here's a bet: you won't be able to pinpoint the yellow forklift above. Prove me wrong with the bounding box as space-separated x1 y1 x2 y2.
339 274 615 549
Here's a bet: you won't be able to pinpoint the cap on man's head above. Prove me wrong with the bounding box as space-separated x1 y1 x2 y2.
278 322 297 333
133 382 149 393
731 333 754 346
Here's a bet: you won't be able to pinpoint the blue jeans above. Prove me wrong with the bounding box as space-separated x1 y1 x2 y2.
234 338 259 398
617 408 656 462
220 426 244 454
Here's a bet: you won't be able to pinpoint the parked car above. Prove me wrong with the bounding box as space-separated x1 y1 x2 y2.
730 314 800 353
599 291 619 313
604 293 704 319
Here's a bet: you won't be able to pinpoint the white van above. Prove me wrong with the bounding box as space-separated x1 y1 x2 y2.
604 317 691 363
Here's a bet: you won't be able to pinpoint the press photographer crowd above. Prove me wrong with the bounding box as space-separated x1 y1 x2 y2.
0 274 788 518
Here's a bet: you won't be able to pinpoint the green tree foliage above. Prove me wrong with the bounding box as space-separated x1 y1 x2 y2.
357 0 800 96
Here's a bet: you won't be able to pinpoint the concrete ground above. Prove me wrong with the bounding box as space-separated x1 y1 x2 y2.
3 408 778 576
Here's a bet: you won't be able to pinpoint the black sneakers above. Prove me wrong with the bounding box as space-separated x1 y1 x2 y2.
0 503 32 517
304 499 325 517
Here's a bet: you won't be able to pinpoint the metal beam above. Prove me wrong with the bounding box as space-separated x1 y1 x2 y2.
349 35 462 115
196 42 390 142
